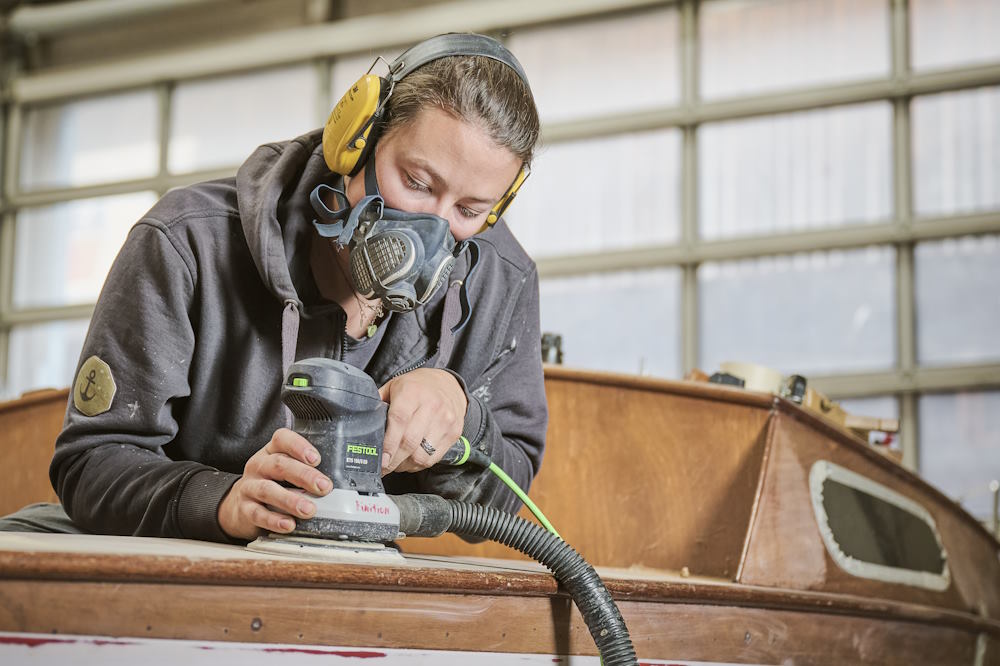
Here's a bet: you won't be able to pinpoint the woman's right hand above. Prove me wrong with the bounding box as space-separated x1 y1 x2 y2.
217 428 333 540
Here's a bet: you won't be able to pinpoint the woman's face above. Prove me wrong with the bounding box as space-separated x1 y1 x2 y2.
346 106 523 241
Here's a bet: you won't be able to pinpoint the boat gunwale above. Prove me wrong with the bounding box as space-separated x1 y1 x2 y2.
1 547 998 638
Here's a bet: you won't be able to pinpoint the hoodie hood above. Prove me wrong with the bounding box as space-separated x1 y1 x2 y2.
235 128 332 308
234 128 333 400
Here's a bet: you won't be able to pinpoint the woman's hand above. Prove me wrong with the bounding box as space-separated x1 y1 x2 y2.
378 368 468 475
217 428 333 540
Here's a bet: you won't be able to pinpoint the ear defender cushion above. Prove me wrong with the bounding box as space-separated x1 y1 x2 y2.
323 74 385 176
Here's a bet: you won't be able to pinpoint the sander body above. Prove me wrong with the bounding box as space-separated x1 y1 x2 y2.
279 357 400 543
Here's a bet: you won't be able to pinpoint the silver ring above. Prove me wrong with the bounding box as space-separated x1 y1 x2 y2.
419 439 436 456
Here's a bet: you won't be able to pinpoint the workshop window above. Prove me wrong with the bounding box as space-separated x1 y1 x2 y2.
911 86 1000 218
169 65 317 174
698 246 895 376
838 396 900 421
5 319 90 398
698 102 893 239
699 0 890 100
12 192 158 310
506 7 679 123
507 129 681 258
914 235 1000 366
19 91 159 191
539 268 681 379
919 391 1000 521
910 0 1000 72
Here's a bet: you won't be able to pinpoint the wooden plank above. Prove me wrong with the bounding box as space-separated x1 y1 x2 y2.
0 578 984 665
0 389 67 516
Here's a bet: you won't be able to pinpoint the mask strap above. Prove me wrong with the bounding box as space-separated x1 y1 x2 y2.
310 183 384 248
364 150 381 198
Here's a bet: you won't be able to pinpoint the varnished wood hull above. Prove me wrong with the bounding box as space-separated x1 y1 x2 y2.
1 368 998 663
0 533 997 665
408 367 1000 620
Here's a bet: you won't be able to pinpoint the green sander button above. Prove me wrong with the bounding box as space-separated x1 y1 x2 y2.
292 377 309 387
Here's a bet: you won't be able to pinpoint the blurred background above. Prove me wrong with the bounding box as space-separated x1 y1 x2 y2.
0 0 996 524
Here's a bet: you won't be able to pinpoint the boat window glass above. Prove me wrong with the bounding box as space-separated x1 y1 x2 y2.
810 460 950 590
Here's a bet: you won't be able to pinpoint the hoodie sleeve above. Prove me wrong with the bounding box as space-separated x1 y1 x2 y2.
50 220 240 542
412 266 548 516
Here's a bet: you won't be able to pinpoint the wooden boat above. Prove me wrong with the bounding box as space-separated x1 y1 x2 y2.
1 367 998 664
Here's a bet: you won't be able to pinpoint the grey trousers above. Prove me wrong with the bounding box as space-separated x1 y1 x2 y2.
0 502 85 534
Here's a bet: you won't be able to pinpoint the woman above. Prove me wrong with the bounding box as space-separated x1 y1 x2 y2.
2 33 547 543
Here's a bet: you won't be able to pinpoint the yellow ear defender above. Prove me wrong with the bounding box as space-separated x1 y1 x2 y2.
323 33 533 225
321 73 387 177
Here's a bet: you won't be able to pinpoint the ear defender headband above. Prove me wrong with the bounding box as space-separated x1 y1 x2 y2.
322 33 531 228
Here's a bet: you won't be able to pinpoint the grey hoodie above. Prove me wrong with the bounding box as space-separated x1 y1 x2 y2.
50 129 548 543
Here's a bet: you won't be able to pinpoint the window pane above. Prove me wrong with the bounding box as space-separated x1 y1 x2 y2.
839 396 899 421
919 391 1000 522
169 65 318 173
19 91 159 191
699 103 892 239
915 235 1000 365
507 8 679 123
13 192 158 309
540 269 680 379
699 247 895 375
506 129 681 258
912 86 1000 217
911 0 1000 71
4 319 90 400
700 0 889 100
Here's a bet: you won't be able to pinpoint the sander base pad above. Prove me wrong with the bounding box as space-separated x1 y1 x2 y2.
246 533 405 564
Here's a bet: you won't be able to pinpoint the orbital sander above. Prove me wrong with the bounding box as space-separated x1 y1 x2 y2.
248 357 404 560
247 357 639 665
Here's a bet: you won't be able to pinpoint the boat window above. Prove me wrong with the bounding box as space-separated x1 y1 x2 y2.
810 460 950 591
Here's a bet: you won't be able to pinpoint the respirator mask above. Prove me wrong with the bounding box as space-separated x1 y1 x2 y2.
309 173 464 313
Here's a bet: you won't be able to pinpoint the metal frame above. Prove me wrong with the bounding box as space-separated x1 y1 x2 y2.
0 0 998 484
7 0 672 105
0 102 12 388
6 0 229 36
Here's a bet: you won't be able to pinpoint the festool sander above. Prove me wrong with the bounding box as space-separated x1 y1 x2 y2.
247 358 403 560
248 357 638 666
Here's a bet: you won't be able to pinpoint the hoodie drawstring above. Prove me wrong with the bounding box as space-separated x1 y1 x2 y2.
280 298 301 427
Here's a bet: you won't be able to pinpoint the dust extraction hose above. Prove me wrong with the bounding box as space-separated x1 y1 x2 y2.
393 494 638 666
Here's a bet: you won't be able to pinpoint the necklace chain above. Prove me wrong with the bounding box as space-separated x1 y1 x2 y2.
356 295 385 329
332 253 384 338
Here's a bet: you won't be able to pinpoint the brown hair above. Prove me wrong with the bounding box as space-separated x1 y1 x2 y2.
381 55 540 166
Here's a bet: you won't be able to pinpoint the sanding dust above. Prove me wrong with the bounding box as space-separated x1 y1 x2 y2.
246 534 406 564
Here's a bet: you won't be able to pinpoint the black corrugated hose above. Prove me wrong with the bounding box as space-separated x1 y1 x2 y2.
393 494 638 665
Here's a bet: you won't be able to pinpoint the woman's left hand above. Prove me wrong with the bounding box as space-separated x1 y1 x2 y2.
378 368 468 474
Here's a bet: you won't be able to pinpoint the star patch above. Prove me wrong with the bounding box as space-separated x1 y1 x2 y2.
73 355 117 416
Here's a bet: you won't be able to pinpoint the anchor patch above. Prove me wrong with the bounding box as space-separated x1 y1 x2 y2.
73 355 116 416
